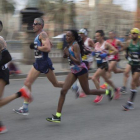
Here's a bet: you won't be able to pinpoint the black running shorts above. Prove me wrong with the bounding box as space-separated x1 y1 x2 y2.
97 62 108 71
131 65 140 75
0 68 9 85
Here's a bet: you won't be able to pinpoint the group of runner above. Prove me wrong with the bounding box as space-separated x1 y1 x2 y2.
0 17 140 133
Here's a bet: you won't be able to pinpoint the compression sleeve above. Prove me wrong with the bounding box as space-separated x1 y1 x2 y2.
0 49 12 66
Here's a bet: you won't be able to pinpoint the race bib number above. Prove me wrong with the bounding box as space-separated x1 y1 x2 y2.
2 64 8 70
131 54 140 62
95 53 101 60
132 54 138 58
34 50 42 59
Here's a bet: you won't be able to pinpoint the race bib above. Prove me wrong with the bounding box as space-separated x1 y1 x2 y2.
34 50 42 59
95 53 101 60
2 64 8 70
131 54 140 62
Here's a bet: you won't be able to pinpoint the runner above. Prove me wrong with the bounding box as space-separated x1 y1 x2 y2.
120 33 132 94
46 30 113 123
13 18 64 115
0 21 32 134
90 30 120 103
79 28 94 69
100 31 124 90
122 28 140 110
72 28 94 98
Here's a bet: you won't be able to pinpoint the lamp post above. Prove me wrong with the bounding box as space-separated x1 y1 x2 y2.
20 0 44 64
89 0 100 38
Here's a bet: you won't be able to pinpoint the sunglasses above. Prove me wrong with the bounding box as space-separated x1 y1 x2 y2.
132 33 138 35
33 23 41 26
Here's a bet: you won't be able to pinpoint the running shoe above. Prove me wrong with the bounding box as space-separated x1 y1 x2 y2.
100 84 108 89
114 88 121 99
93 95 103 103
71 84 79 98
79 92 87 98
120 86 127 94
20 86 32 102
13 106 29 116
123 101 134 111
46 114 61 123
107 89 114 101
0 126 8 134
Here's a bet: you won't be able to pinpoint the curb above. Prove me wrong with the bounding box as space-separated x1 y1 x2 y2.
9 69 97 79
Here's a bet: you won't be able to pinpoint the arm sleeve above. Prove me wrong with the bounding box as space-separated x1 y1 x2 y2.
0 50 12 66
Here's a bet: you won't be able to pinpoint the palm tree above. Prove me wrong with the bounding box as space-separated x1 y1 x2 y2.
39 0 76 35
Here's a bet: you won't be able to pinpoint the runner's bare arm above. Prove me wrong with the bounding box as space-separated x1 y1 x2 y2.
0 36 7 48
117 40 124 51
122 40 130 51
38 32 51 52
105 42 118 55
88 39 94 48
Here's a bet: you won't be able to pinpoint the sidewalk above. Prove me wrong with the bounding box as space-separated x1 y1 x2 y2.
10 60 128 79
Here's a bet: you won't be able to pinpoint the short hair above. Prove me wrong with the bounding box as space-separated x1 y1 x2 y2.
109 30 116 34
96 30 105 36
34 18 44 27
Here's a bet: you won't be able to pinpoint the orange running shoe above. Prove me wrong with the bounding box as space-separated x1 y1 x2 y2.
19 86 32 102
100 84 108 89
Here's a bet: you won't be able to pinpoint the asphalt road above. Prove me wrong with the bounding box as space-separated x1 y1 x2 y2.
1 74 140 140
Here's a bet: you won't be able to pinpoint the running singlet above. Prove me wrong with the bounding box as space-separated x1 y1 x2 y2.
84 38 92 52
34 34 49 60
68 42 87 74
107 39 119 60
128 40 140 65
0 49 12 71
94 41 108 63
82 38 93 62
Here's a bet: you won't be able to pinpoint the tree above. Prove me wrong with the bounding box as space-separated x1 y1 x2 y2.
0 0 15 14
39 0 76 35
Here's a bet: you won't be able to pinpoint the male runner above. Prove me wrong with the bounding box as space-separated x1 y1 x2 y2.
13 18 64 115
91 30 120 103
100 31 124 90
122 28 140 110
120 33 132 94
0 21 31 133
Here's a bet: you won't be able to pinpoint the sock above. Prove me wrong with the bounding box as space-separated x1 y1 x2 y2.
23 102 29 109
130 89 137 102
105 89 109 95
56 112 61 117
16 92 22 98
